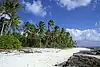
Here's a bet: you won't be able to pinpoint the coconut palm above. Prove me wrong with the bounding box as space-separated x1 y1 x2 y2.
23 21 37 47
23 22 36 35
48 20 54 32
11 16 21 33
59 28 65 47
0 17 6 35
0 0 21 35
38 21 46 36
38 21 46 47
53 26 60 48
44 20 54 47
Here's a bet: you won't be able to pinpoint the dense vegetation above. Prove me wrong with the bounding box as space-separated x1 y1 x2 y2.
0 0 75 49
0 35 22 49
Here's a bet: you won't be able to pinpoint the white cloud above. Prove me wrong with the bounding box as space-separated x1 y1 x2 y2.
56 0 92 10
66 28 100 41
22 0 47 17
95 21 100 27
92 0 100 10
28 20 36 25
49 12 52 16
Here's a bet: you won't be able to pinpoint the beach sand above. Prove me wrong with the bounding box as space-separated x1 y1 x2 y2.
0 48 90 67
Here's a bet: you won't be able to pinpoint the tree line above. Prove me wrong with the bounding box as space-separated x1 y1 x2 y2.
0 0 75 49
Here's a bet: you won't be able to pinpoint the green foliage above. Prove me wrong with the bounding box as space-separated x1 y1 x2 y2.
0 0 75 49
12 32 25 46
0 35 22 49
0 0 21 35
21 20 75 48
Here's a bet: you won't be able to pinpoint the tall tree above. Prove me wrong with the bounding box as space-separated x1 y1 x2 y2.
23 21 37 47
53 26 60 48
59 28 66 47
38 21 46 47
0 0 21 35
0 17 5 35
48 20 54 32
23 22 36 35
44 20 55 47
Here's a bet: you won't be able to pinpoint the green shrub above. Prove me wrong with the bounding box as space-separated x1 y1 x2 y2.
0 35 22 49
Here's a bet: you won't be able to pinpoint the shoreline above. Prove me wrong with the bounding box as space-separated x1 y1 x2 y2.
0 48 90 67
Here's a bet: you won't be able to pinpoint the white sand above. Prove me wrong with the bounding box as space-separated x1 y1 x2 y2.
0 48 90 67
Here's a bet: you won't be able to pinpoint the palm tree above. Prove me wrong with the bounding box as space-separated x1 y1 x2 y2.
0 0 21 35
38 21 46 47
59 28 65 47
0 14 10 35
24 22 36 34
54 26 60 33
0 0 8 35
53 26 60 48
23 22 36 35
61 28 65 34
65 32 71 47
44 20 54 47
23 21 37 47
0 17 5 35
48 20 54 32
38 21 45 36
11 16 21 33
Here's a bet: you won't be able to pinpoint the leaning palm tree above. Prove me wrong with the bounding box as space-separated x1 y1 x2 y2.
23 21 37 38
0 0 21 35
23 21 37 47
0 17 7 35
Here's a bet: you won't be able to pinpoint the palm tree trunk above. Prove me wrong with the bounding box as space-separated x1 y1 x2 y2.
40 38 41 48
0 23 5 36
45 36 48 48
0 14 6 36
5 21 11 35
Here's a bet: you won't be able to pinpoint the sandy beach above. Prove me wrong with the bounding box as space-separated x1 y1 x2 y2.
0 48 90 67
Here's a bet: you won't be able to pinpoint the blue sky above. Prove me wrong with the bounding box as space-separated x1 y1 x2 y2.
17 0 100 29
17 0 100 43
